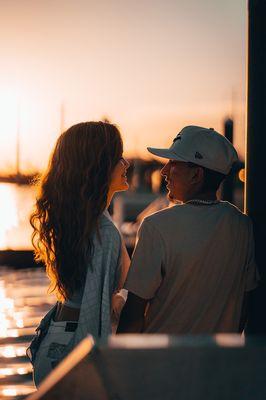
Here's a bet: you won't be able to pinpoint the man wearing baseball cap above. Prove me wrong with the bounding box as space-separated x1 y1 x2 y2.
117 125 259 334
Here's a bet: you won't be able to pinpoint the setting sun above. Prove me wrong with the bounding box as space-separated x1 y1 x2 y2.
0 185 18 249
0 92 18 171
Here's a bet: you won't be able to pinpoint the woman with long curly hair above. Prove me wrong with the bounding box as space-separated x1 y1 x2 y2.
28 121 130 385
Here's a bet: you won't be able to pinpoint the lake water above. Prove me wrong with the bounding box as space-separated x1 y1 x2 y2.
0 266 55 399
0 183 54 398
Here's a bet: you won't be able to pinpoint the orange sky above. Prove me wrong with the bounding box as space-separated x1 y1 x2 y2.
0 0 246 173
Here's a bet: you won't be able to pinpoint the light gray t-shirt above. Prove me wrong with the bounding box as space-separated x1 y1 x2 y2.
124 201 259 334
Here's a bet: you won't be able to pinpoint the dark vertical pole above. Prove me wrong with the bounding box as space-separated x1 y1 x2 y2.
222 118 234 203
246 0 266 334
224 118 233 143
16 103 20 176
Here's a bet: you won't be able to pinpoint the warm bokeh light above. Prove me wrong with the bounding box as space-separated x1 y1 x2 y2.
0 183 35 250
0 91 19 171
0 285 15 338
151 170 162 193
0 364 31 378
1 386 35 397
0 185 19 249
0 345 27 358
108 334 170 348
239 168 245 183
0 280 34 338
2 389 17 397
215 334 245 347
0 368 13 377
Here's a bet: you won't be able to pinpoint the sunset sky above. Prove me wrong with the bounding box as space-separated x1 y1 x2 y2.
0 0 246 173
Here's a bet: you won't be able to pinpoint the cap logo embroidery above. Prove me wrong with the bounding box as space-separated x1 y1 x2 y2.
195 152 203 159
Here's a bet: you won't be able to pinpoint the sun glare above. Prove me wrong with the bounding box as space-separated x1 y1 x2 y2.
0 92 18 154
0 185 19 249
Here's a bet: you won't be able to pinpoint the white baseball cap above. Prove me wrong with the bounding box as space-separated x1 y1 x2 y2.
147 125 238 175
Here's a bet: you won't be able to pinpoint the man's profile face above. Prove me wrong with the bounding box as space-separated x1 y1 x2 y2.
161 160 195 202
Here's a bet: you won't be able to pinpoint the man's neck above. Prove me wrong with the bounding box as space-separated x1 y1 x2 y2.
184 192 217 203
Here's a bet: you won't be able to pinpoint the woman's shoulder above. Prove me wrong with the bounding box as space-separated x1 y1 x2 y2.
98 212 121 243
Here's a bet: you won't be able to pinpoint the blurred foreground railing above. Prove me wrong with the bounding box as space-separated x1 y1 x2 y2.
27 334 266 400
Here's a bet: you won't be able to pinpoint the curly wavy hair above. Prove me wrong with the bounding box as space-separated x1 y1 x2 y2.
30 121 123 301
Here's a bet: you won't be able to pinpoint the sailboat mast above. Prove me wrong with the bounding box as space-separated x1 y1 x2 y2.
16 102 20 176
60 103 65 133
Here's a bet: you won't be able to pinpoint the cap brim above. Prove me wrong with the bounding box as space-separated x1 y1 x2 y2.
147 147 187 161
147 147 175 159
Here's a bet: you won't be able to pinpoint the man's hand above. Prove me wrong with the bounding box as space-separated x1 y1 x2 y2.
116 292 148 333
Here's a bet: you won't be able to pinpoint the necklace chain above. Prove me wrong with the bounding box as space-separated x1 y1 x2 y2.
185 199 219 206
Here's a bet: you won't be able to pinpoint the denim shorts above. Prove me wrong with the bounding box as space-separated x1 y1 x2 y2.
33 319 77 387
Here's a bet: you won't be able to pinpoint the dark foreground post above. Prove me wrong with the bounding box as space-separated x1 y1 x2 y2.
222 118 234 203
246 0 266 334
26 335 266 400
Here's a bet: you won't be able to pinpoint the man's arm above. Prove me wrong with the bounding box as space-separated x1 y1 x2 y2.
117 292 148 333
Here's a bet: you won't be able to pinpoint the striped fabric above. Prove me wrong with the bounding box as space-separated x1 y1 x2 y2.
63 212 122 353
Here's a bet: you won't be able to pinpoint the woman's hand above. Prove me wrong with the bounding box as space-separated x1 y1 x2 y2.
111 290 128 332
112 294 126 319
112 290 128 318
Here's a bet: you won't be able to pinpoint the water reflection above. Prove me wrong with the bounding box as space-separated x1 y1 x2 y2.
0 267 55 399
0 364 32 378
0 283 16 338
0 345 27 358
1 385 35 398
0 277 44 339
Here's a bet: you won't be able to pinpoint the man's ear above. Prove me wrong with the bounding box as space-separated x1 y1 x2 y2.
191 166 204 185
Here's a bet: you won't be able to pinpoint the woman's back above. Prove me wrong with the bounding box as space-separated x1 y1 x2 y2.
28 121 130 386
